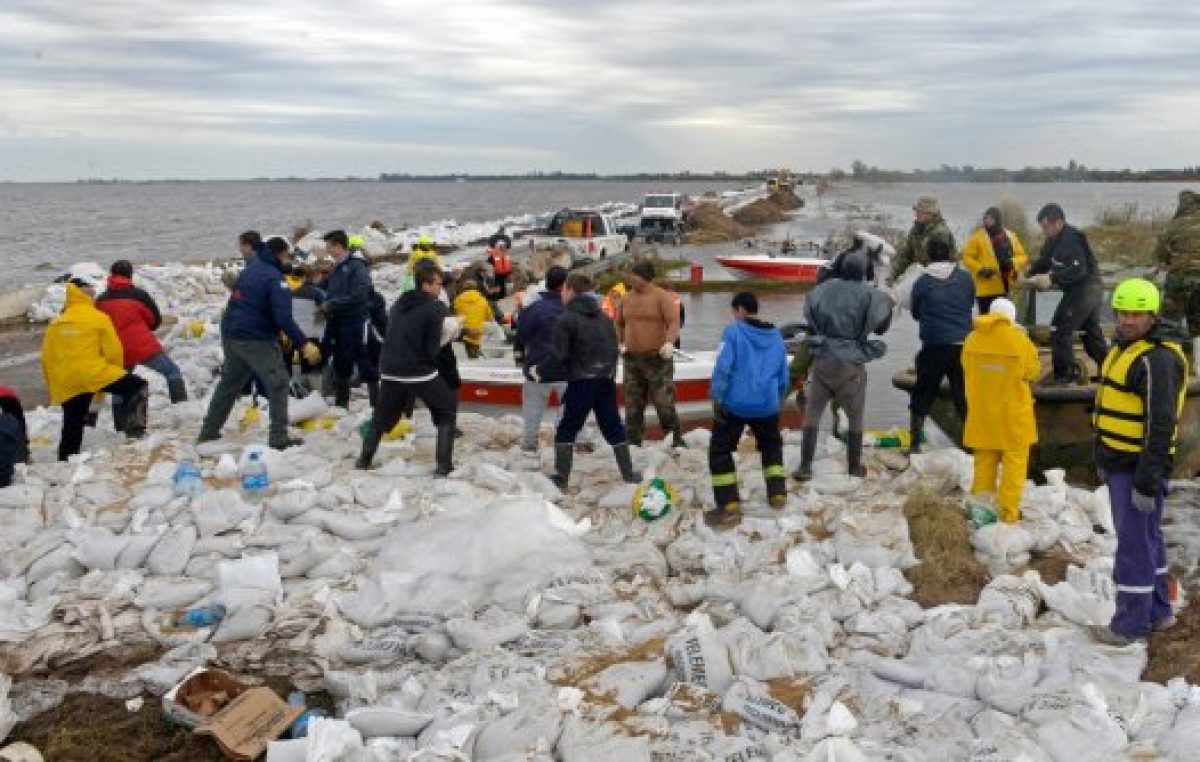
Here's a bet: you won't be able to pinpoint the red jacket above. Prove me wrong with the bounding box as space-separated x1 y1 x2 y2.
95 275 163 366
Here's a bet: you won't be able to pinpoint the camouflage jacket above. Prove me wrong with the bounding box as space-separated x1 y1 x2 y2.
891 217 957 282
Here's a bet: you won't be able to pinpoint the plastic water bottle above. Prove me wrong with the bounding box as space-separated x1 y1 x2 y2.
174 604 227 628
172 459 203 498
287 692 326 739
241 451 270 500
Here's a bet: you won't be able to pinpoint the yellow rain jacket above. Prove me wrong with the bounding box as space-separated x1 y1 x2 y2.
42 283 127 405
961 227 1029 299
962 313 1041 450
453 288 492 346
407 248 441 275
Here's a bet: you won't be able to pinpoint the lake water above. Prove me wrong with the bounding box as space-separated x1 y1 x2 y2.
2 179 1192 428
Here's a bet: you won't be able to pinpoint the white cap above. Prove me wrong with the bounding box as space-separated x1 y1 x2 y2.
989 298 1017 323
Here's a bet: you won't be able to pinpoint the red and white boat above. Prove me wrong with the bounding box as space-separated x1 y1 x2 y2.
457 350 718 423
714 253 827 283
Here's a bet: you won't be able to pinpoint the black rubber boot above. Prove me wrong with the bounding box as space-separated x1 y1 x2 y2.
334 377 352 409
613 443 642 484
434 423 455 476
120 386 149 438
167 378 188 404
356 420 381 469
792 427 818 482
847 430 866 477
552 443 573 489
907 414 924 455
366 380 379 408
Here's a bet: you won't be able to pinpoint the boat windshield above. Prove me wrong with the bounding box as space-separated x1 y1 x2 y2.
644 196 677 208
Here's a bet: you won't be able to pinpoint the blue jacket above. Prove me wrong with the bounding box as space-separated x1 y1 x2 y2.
911 263 975 345
516 291 566 381
711 318 789 418
323 254 372 321
221 247 306 347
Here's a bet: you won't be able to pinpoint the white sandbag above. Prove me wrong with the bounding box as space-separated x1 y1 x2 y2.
0 674 14 746
210 604 273 643
0 486 44 510
976 573 1042 628
78 569 142 600
586 661 667 710
306 717 365 762
116 530 163 569
26 543 85 585
146 525 197 576
971 523 1036 573
472 462 519 493
218 553 282 600
721 677 800 734
287 391 327 423
1038 564 1116 626
310 510 389 542
665 614 733 695
723 619 825 680
134 578 213 610
268 491 318 521
803 738 868 762
975 655 1041 716
266 738 308 762
833 507 917 569
473 707 562 760
597 484 639 511
446 608 529 652
191 489 255 537
0 582 58 642
214 454 239 480
1158 687 1200 759
345 706 434 738
70 527 130 571
1036 705 1127 762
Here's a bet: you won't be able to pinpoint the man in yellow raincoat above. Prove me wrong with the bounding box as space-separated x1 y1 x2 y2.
453 280 494 358
404 235 441 291
961 206 1029 314
42 280 150 461
962 297 1040 522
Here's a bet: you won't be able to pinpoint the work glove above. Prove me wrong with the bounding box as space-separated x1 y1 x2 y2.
619 344 628 356
1032 274 1053 291
1132 489 1158 514
302 343 322 366
659 342 675 360
529 365 542 383
977 267 997 278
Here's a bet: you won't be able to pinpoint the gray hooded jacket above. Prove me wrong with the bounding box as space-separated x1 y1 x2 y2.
804 279 894 364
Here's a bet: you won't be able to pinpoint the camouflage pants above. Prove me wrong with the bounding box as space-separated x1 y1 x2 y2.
623 352 680 444
1163 273 1200 338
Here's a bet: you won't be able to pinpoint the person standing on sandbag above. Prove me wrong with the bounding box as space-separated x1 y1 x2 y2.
515 265 569 454
706 291 790 527
962 298 1040 523
792 253 893 480
198 238 319 450
0 385 29 487
1026 203 1108 384
1090 278 1187 646
95 260 188 403
319 230 373 408
900 239 974 454
357 263 458 474
617 260 684 448
532 273 641 489
43 279 150 461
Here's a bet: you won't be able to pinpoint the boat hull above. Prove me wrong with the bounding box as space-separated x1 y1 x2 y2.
715 255 824 283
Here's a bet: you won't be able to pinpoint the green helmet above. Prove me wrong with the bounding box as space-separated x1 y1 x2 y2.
1111 277 1161 313
348 234 365 251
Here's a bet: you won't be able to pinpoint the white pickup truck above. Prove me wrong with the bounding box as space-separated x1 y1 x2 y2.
526 209 630 262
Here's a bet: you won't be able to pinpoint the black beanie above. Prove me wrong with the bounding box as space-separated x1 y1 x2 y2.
984 207 1002 228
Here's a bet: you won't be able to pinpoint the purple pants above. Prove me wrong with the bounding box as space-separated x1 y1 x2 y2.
1106 470 1172 637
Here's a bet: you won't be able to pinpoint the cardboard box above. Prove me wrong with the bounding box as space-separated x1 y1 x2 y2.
163 668 252 729
196 687 304 761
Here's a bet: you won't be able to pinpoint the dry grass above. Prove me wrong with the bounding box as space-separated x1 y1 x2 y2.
902 488 991 607
1084 217 1167 269
685 203 751 244
1144 596 1200 685
1020 547 1076 586
998 198 1032 244
731 189 805 227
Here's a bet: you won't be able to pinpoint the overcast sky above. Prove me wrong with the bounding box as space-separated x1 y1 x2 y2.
2 0 1197 180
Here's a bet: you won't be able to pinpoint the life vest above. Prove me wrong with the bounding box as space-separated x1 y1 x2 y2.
601 293 618 320
491 248 512 276
1093 339 1188 454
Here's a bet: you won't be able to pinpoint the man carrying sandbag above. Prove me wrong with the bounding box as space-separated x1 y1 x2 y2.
962 298 1040 523
1091 278 1187 645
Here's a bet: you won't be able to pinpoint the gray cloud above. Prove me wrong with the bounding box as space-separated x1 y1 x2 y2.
1 0 1198 179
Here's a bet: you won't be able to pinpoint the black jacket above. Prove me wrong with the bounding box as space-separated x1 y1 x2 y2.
323 255 372 320
537 295 619 381
515 291 566 381
1028 224 1100 291
1095 325 1188 496
380 289 446 381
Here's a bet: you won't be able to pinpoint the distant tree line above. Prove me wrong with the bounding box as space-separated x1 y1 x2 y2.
378 170 764 182
828 160 1200 184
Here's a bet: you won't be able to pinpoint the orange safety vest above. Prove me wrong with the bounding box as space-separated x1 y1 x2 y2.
601 293 618 320
491 249 512 276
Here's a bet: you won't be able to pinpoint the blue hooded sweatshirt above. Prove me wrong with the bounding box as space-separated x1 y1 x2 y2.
710 317 790 418
221 246 307 348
